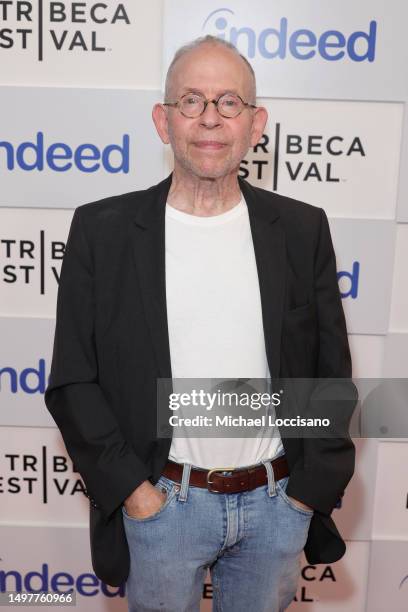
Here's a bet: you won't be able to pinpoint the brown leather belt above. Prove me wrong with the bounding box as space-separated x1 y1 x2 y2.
162 454 289 494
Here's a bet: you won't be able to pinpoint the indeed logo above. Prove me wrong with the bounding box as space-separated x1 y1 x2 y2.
203 9 377 62
0 563 125 597
338 262 360 299
0 132 129 173
0 359 48 394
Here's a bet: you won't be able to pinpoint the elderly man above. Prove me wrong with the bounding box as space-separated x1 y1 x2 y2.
45 35 356 612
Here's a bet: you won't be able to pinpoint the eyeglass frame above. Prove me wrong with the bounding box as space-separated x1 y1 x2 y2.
162 91 257 118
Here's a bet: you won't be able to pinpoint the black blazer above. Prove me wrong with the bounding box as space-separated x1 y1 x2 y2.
45 172 357 587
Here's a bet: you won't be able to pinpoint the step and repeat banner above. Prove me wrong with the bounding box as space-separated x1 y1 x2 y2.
1 1 408 610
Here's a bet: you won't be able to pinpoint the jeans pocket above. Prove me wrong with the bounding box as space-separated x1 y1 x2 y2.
121 476 178 523
276 476 314 517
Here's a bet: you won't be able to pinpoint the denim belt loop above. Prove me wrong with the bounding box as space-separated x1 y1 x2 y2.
179 462 192 502
261 459 277 497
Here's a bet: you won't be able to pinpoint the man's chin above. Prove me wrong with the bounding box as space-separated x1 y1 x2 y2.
190 163 236 180
173 156 239 181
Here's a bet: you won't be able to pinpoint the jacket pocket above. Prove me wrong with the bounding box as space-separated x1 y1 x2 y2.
284 300 316 318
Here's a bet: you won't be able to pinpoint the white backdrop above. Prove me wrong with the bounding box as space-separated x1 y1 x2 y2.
1 1 407 610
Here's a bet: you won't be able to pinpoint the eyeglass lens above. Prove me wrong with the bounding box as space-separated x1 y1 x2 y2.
180 93 243 117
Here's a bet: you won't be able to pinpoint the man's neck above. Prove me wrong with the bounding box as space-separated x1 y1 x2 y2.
166 167 242 217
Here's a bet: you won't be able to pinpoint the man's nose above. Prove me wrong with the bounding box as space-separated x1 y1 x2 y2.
199 101 222 127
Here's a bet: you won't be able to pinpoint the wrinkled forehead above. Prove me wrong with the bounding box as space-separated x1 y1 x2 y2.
168 44 254 100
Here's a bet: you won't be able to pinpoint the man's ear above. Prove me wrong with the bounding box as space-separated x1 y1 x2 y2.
152 103 170 144
250 105 268 148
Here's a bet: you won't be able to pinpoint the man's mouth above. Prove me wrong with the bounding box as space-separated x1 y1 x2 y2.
194 140 227 150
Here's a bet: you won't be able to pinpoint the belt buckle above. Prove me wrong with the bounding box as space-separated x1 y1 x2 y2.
206 466 235 493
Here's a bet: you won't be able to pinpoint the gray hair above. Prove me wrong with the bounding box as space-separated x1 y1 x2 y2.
164 35 256 104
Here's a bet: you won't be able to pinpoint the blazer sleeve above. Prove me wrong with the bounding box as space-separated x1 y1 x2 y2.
285 207 358 515
44 206 152 523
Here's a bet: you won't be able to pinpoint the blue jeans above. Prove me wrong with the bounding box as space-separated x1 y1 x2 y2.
121 453 314 612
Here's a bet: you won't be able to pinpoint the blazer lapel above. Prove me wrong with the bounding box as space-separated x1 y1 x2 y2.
131 173 173 379
238 176 287 380
130 172 287 384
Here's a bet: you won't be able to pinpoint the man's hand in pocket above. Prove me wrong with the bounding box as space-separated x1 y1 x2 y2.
124 480 167 519
287 495 313 512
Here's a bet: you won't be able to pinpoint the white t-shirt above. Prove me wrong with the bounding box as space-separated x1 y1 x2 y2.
165 194 283 468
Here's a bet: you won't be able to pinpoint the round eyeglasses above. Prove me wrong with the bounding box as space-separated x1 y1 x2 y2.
163 92 257 118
